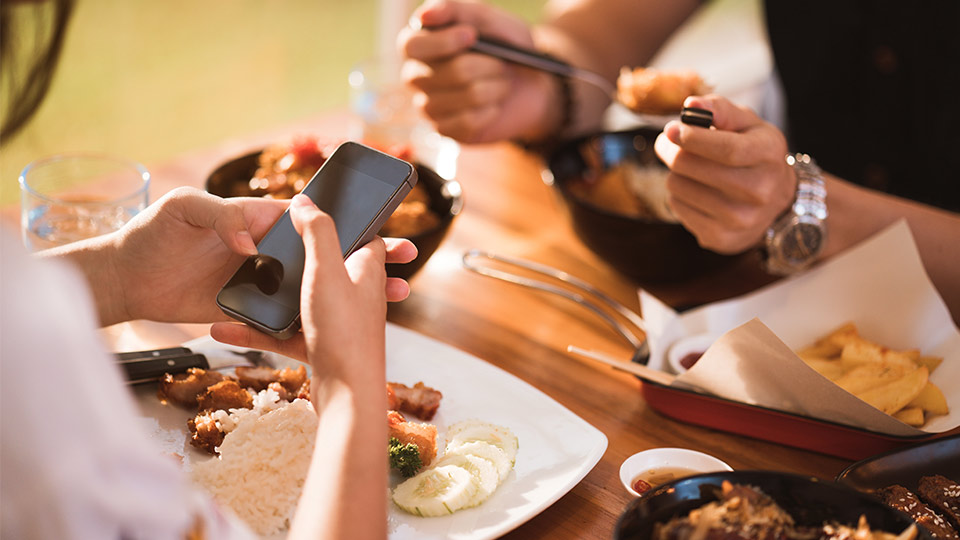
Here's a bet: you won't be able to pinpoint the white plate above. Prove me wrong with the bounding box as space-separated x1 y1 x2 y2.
133 323 608 540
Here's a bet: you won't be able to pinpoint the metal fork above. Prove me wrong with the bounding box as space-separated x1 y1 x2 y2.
229 349 274 369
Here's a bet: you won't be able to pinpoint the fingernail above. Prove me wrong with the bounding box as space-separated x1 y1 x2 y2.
236 231 258 255
291 194 313 208
456 27 474 47
408 14 423 31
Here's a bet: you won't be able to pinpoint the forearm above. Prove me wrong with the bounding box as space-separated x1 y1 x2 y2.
531 0 700 137
822 176 960 323
36 232 128 327
290 380 388 540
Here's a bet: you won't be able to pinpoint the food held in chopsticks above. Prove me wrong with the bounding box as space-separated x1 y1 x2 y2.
392 420 517 517
653 481 917 540
795 322 948 427
616 67 710 115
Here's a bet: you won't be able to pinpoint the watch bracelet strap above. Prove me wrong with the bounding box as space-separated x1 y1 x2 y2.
762 153 828 275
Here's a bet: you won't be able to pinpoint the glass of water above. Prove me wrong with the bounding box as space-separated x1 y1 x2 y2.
19 153 150 252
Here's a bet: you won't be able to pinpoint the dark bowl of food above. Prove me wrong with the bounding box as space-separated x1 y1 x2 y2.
206 137 463 279
614 470 931 540
544 127 743 284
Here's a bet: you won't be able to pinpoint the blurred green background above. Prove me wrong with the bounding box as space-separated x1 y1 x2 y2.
0 0 544 206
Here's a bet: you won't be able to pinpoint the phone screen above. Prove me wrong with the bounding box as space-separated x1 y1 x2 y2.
217 142 415 337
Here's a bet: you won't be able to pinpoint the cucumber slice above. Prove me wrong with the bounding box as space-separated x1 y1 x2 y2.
392 464 480 517
445 420 518 465
444 440 513 482
434 452 500 504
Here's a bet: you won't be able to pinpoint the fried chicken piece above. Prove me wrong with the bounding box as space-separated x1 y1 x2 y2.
188 415 225 454
386 381 443 420
157 368 230 408
918 475 960 532
296 378 311 401
616 67 710 115
196 380 253 412
235 364 307 394
878 484 958 539
387 410 437 466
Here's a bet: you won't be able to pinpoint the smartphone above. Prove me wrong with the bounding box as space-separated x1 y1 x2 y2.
216 141 417 339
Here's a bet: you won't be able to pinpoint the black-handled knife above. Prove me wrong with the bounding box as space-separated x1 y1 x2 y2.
116 348 209 385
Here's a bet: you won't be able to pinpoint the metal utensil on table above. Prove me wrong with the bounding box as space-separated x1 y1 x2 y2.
461 249 649 364
115 346 272 384
470 35 616 96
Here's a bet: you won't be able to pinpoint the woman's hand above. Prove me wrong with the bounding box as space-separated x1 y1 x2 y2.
209 198 417 364
399 0 562 143
654 95 795 254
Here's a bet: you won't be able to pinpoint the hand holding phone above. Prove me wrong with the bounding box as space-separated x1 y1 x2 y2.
216 141 417 339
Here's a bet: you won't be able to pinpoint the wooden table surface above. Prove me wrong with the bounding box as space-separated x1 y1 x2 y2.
4 112 938 538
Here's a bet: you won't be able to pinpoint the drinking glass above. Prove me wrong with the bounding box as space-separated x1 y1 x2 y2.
19 153 150 252
348 58 459 179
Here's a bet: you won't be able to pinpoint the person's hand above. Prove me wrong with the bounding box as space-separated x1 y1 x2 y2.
213 195 409 385
76 187 284 325
209 197 417 364
399 0 561 143
654 95 796 254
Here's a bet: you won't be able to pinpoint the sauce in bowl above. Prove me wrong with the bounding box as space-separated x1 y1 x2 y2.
631 467 701 495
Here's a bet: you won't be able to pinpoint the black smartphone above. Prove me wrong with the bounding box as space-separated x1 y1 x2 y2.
216 141 417 339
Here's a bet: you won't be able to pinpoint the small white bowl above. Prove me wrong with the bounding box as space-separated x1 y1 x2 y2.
619 447 733 497
666 333 718 374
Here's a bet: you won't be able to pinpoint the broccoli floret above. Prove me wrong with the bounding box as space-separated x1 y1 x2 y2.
388 437 423 478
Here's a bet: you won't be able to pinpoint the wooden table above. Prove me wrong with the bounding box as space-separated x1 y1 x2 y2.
1 112 929 538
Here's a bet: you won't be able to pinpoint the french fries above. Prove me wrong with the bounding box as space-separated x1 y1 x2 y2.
796 323 948 427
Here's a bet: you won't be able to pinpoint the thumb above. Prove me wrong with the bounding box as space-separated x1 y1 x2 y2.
684 94 763 133
288 194 346 285
165 188 258 256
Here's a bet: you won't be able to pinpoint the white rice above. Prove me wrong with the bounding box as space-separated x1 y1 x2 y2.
191 398 318 536
194 388 287 442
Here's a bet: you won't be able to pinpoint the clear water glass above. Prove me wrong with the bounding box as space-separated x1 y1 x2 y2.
19 153 150 252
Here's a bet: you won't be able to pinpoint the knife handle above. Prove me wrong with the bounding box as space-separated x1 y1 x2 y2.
115 346 193 362
120 353 210 385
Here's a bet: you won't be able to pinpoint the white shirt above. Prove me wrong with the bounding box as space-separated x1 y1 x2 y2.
0 232 255 540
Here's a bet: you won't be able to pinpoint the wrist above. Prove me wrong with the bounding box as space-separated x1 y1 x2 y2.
39 232 129 326
761 153 829 275
516 70 573 153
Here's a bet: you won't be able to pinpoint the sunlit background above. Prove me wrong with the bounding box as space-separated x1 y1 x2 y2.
0 0 544 205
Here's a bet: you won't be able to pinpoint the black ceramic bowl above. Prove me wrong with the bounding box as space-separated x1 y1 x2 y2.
206 150 463 280
614 470 932 540
545 127 742 284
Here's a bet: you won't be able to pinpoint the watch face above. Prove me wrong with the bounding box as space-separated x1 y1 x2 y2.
780 221 824 265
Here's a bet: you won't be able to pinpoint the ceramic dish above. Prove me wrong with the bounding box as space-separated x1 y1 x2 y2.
134 323 607 539
619 447 732 497
543 127 746 284
613 470 933 540
205 149 463 280
836 434 960 493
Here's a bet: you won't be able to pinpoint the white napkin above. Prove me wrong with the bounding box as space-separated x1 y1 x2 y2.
640 220 960 436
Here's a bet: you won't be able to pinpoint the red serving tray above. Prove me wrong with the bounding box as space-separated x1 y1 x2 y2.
639 379 937 460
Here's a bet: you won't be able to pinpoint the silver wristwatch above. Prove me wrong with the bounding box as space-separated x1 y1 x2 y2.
762 153 828 275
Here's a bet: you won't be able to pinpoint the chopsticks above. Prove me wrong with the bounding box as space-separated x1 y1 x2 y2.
567 345 676 386
469 36 615 95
